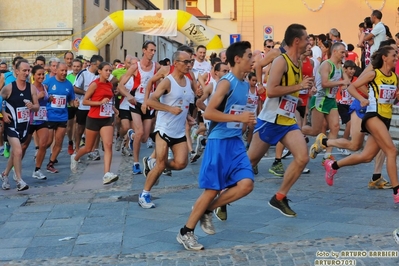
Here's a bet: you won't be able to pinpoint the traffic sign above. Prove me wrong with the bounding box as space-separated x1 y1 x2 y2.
72 38 82 52
263 25 274 40
230 34 241 44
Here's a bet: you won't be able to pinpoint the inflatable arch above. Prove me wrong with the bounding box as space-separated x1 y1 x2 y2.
78 10 224 59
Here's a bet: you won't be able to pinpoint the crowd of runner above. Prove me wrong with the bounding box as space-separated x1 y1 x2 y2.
1 9 399 249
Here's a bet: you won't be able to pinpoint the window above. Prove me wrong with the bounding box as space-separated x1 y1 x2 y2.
105 0 110 11
187 1 192 7
214 0 221 12
94 0 99 6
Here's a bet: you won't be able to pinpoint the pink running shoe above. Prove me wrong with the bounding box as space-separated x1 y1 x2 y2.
324 159 337 186
393 193 399 204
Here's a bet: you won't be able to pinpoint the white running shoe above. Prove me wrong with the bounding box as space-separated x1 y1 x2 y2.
32 169 47 180
337 148 351 156
70 154 78 174
103 172 119 185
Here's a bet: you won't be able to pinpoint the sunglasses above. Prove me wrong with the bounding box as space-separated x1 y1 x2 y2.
176 59 194 65
266 45 274 49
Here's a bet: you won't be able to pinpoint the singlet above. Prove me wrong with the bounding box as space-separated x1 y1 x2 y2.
134 61 156 104
169 66 195 103
246 87 259 115
74 68 98 111
5 81 32 131
119 76 137 110
88 79 114 119
154 75 192 138
299 57 313 106
46 76 75 122
315 60 342 99
30 83 49 125
257 53 302 126
336 76 357 105
208 72 250 139
366 69 398 119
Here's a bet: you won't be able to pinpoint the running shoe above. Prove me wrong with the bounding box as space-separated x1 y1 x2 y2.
268 195 296 217
127 129 134 151
281 148 291 159
302 168 310 174
32 169 47 180
368 176 392 189
121 146 132 156
132 164 142 175
163 168 172 176
46 164 59 174
103 172 119 185
337 148 351 156
214 206 227 221
200 213 215 235
3 142 10 158
269 161 284 177
324 159 337 186
176 231 204 251
67 142 74 155
309 133 327 159
393 228 399 245
321 154 335 166
70 154 78 174
115 137 123 151
142 157 150 178
1 172 10 190
146 138 154 148
16 179 29 191
138 193 155 208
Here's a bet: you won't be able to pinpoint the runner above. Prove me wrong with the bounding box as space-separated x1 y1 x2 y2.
177 41 255 250
248 24 314 217
71 62 118 185
1 59 39 191
138 51 196 208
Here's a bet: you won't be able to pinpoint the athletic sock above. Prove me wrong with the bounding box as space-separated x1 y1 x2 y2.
276 192 286 201
274 158 281 164
331 161 340 170
321 138 328 147
35 167 40 172
393 185 399 195
68 140 73 145
372 173 381 181
204 210 212 215
180 225 194 236
141 190 150 196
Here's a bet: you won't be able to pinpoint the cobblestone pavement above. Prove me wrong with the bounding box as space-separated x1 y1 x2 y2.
0 140 398 265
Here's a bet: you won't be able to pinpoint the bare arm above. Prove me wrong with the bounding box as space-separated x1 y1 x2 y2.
83 82 109 106
320 62 348 88
144 65 168 104
28 85 39 112
196 83 213 111
347 71 375 106
197 72 209 90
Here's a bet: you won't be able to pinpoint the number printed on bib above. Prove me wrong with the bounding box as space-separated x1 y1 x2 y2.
227 104 245 129
100 103 114 117
33 106 47 121
51 95 67 108
378 84 396 104
327 86 339 98
340 89 353 105
246 95 258 114
276 95 298 119
16 107 30 123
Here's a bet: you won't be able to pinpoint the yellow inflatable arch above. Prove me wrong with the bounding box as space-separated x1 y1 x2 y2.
78 10 224 59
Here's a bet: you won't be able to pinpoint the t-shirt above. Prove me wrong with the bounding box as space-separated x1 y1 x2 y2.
370 22 386 55
112 68 127 81
311 46 322 62
88 79 114 119
345 52 358 63
74 68 97 110
46 77 75 122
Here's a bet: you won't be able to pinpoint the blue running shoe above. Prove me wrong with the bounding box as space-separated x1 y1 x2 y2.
132 164 142 175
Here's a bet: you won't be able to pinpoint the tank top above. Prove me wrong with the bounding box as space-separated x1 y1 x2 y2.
154 75 192 138
5 81 33 130
30 83 49 125
120 76 134 111
134 62 156 103
257 53 301 126
88 79 114 119
208 72 250 139
367 69 398 119
315 60 342 99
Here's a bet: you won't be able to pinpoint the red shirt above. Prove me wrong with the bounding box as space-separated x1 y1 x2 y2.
299 57 313 106
345 52 358 63
88 79 114 119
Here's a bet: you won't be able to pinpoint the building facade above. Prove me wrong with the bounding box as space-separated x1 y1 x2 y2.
0 0 187 66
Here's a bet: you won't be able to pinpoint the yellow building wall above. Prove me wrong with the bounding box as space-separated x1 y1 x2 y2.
238 0 399 51
0 0 73 30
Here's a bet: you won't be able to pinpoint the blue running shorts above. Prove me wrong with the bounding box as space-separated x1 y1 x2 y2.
198 137 254 190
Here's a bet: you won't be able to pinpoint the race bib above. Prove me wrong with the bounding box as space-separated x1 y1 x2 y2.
51 95 67 108
378 84 396 104
246 95 258 114
33 106 47 121
16 107 30 123
340 89 353 105
227 104 245 129
327 87 339 98
276 95 298 119
138 85 145 94
299 89 308 95
100 103 114 117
